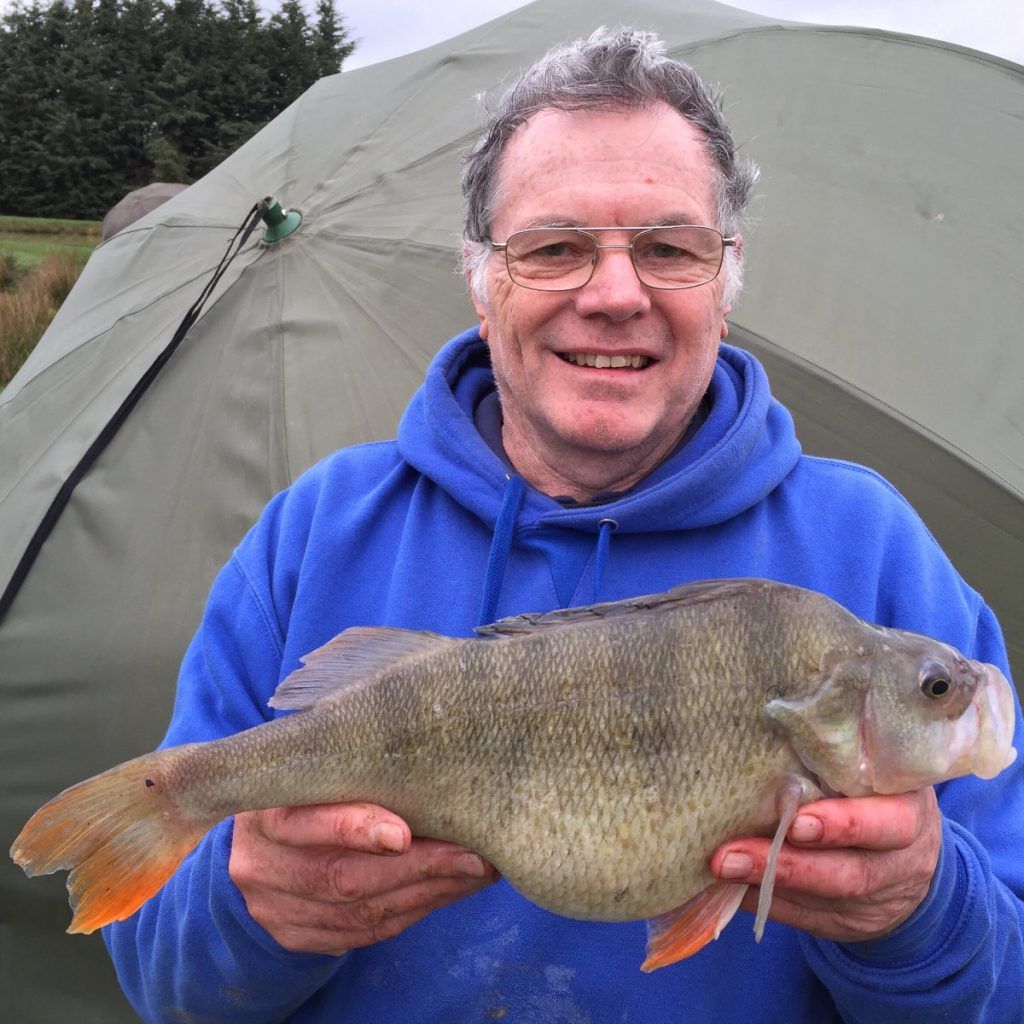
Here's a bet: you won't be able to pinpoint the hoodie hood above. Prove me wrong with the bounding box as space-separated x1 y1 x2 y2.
398 327 801 535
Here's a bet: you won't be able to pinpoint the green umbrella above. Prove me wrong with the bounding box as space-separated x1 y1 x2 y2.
2 1 1021 1018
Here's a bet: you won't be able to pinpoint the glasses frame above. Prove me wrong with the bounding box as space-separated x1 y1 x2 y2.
489 225 737 292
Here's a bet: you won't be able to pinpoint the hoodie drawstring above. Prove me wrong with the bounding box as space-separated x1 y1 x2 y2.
477 474 526 627
477 478 619 624
593 518 617 604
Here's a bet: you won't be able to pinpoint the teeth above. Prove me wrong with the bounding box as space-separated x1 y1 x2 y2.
561 353 650 369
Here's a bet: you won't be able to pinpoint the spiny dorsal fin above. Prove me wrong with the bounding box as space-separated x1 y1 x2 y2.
476 578 781 637
269 627 456 711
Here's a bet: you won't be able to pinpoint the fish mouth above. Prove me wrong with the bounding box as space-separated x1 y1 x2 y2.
963 664 1018 779
557 351 653 370
938 663 1017 782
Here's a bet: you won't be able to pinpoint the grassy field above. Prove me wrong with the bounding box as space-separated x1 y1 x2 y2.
0 215 101 388
0 214 101 271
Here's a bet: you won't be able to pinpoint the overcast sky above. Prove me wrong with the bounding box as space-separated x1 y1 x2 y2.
339 0 1024 69
0 0 1018 66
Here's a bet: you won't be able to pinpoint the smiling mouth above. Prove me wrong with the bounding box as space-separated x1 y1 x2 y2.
558 352 652 369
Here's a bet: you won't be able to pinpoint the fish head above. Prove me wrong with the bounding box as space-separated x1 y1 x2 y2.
766 631 1017 797
857 632 1017 794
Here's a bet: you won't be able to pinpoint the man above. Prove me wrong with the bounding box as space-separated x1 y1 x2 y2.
105 28 1024 1023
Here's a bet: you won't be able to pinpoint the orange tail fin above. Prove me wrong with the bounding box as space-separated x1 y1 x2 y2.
10 753 207 934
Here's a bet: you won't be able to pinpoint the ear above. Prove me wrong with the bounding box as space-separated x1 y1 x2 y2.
719 233 743 338
463 245 490 341
472 293 490 342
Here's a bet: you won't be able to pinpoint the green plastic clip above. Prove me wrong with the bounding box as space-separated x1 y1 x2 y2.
261 197 302 243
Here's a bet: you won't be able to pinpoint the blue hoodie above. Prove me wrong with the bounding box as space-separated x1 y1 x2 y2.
106 329 1024 1023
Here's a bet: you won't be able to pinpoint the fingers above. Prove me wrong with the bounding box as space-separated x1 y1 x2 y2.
287 837 493 905
267 877 487 956
251 802 412 855
232 812 494 904
229 806 500 955
786 789 935 851
257 869 491 936
715 843 890 900
710 790 944 942
712 790 940 889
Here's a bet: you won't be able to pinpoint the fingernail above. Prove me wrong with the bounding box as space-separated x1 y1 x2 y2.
719 852 753 879
370 822 406 853
790 815 823 843
455 852 487 878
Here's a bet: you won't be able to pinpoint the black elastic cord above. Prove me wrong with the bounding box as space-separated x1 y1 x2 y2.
0 202 265 626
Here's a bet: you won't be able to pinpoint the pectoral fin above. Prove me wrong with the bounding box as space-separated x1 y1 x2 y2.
641 882 748 972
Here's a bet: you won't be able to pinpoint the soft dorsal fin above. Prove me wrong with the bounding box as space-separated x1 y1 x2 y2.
269 627 456 711
476 578 777 637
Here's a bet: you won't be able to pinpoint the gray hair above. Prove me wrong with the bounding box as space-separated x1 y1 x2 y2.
461 27 759 307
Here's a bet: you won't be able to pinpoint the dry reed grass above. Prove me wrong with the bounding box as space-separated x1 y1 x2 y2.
0 251 82 389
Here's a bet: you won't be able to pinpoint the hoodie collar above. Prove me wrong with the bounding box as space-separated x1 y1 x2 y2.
397 327 801 534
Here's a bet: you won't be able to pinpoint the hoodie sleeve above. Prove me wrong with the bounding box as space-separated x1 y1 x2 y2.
102 547 346 1023
801 602 1024 1023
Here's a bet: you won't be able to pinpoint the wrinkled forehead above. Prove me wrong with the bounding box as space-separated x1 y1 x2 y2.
490 103 720 234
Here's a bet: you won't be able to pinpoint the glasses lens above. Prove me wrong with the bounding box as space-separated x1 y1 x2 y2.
632 227 724 288
504 229 596 290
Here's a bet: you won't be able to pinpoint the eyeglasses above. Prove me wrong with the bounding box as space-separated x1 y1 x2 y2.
489 225 736 292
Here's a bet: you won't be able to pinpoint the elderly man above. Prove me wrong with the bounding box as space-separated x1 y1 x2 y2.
105 28 1024 1024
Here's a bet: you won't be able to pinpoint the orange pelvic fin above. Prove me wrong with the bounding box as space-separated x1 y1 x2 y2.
10 753 206 934
641 882 748 972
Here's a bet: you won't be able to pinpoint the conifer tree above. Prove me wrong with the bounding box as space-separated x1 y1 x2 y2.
0 0 358 218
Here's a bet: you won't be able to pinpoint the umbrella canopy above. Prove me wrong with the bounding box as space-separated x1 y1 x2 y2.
99 182 190 240
2 1 1022 1018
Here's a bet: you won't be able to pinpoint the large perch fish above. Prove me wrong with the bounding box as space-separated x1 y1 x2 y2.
11 579 1017 969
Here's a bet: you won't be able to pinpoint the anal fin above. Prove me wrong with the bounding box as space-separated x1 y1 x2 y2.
641 882 748 972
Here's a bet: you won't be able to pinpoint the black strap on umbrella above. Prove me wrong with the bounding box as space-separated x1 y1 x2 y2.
0 201 265 626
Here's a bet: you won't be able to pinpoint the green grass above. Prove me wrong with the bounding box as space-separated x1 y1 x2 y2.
0 215 102 271
0 214 103 235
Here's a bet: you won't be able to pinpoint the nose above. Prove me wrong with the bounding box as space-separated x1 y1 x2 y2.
572 244 651 321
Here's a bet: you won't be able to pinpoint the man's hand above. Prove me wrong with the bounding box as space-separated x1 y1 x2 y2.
229 803 499 955
710 788 942 943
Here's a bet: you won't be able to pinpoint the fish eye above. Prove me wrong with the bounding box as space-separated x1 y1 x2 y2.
920 668 952 698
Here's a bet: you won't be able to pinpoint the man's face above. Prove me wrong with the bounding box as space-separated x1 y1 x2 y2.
471 103 734 489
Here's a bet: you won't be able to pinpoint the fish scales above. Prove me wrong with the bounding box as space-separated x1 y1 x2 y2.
154 582 856 921
11 578 1017 957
